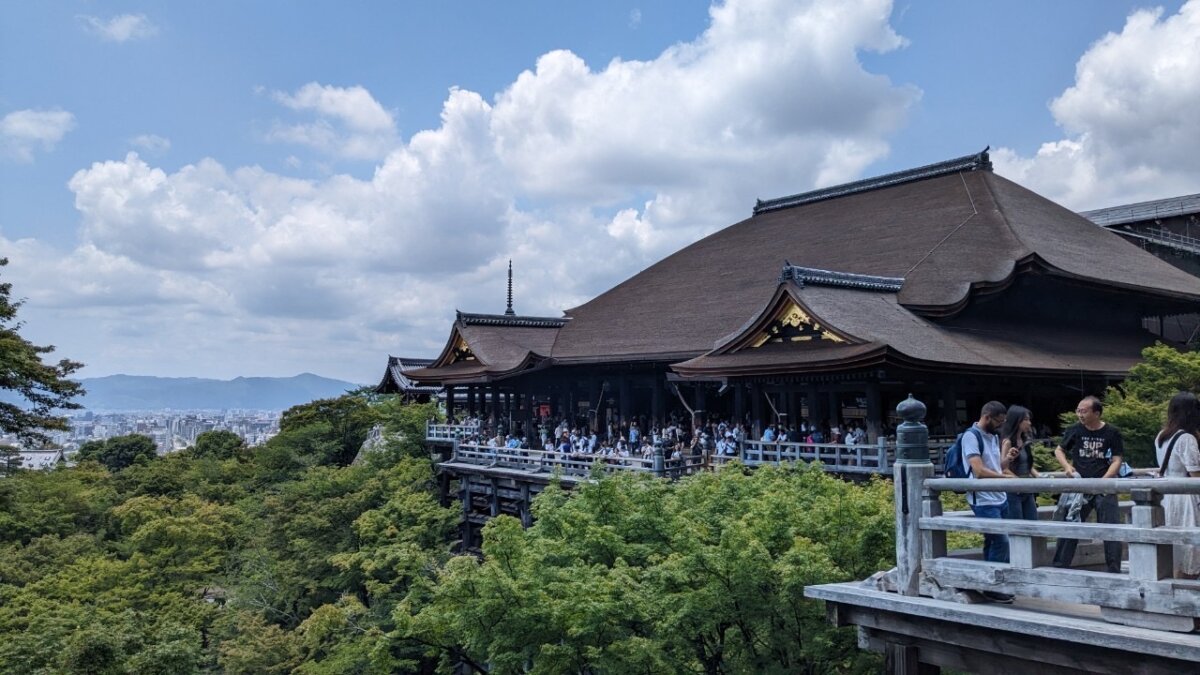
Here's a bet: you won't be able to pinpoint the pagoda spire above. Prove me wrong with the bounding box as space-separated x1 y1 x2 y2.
505 259 515 316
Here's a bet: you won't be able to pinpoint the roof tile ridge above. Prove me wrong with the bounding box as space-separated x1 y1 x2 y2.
754 148 992 215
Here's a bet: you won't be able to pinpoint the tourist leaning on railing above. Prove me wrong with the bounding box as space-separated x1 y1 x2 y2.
1000 405 1040 521
1154 391 1200 579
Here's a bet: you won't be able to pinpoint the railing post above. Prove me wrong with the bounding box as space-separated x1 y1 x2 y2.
653 440 665 478
1129 487 1173 580
877 438 888 472
893 394 931 597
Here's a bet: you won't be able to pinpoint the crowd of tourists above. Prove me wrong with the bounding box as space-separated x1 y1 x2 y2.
958 393 1200 603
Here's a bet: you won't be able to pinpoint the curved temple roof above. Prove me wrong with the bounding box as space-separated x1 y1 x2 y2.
549 151 1200 363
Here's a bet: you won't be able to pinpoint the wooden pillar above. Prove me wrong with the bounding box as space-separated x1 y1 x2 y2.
865 381 882 442
733 383 745 424
694 384 707 425
894 396 931 597
489 385 499 430
941 385 957 437
827 391 840 427
750 382 763 438
460 478 473 549
445 385 457 421
619 377 631 426
467 386 476 417
652 377 664 426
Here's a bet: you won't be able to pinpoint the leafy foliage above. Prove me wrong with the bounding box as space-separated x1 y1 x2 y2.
77 434 159 472
0 257 84 443
397 464 890 673
189 429 246 460
0 394 896 673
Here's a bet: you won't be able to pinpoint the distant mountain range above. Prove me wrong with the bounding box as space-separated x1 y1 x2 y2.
58 373 363 411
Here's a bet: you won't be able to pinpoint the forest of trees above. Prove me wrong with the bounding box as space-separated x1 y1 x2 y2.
0 391 894 674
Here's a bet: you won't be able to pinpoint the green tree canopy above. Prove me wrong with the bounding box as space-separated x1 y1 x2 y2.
397 464 891 674
190 430 246 460
278 396 378 466
77 434 158 472
0 257 84 443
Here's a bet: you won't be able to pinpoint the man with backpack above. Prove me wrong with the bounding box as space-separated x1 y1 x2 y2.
958 401 1013 601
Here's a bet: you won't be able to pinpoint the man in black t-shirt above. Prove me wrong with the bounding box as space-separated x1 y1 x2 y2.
1053 396 1123 573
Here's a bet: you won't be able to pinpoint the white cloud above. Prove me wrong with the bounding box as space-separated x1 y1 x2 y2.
993 0 1200 209
130 134 171 154
79 14 158 42
629 9 642 28
12 0 918 379
267 83 399 159
1 108 76 162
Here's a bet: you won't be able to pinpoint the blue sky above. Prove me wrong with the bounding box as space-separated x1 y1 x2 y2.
2 0 1198 382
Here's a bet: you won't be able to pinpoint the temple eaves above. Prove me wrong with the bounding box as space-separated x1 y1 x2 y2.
780 262 903 292
753 147 993 216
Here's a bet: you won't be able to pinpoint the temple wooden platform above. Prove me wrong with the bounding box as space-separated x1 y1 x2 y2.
808 582 1200 674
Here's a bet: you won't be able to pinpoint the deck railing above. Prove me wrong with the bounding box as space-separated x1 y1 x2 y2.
448 436 957 478
915 476 1200 631
882 395 1200 633
426 421 481 442
450 443 706 479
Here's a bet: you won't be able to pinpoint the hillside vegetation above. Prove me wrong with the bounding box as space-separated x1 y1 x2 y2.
0 395 889 674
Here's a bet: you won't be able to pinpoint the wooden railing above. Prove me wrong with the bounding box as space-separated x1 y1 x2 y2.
450 443 706 479
425 422 481 442
914 476 1200 630
448 437 957 478
713 438 954 474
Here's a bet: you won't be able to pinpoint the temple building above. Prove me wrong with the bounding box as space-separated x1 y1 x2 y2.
391 150 1200 440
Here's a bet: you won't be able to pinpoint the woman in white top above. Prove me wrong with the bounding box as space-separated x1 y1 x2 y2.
1154 391 1200 579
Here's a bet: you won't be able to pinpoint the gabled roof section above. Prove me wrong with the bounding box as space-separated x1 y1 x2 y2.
405 310 564 385
375 355 440 395
674 283 1162 379
753 149 993 215
711 265 875 355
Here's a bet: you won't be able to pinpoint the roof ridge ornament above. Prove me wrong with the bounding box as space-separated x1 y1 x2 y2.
780 263 903 292
754 147 992 216
505 259 515 316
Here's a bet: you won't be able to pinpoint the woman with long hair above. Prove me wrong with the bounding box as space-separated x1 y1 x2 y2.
1001 405 1039 520
1155 391 1200 578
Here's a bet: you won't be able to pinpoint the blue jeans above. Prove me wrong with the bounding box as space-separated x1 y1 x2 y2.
972 502 1010 563
1005 492 1038 521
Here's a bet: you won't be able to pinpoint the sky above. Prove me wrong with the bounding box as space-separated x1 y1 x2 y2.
2 0 1199 383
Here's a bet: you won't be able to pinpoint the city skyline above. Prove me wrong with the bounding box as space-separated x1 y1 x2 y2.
2 0 1198 383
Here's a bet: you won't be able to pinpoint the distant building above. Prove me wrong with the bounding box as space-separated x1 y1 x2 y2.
1082 193 1200 343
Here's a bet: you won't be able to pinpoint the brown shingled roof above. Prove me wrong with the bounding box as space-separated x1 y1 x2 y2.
552 153 1200 362
405 312 564 385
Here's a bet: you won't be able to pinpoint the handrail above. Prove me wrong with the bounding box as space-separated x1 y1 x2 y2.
426 421 481 442
925 476 1200 495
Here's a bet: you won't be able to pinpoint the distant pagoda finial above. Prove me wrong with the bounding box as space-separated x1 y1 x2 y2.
505 259 515 316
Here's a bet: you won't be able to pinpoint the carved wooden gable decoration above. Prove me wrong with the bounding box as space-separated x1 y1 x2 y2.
448 334 476 363
751 299 847 348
